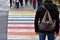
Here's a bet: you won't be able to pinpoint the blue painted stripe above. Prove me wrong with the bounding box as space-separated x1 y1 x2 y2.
8 19 34 21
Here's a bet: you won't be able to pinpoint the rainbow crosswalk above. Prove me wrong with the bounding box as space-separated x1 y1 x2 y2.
8 10 60 40
8 10 39 40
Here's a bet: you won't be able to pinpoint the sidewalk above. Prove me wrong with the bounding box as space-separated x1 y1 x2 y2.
0 0 9 11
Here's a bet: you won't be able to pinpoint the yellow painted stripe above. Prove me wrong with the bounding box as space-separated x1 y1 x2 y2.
9 14 35 16
9 10 60 16
9 13 60 16
9 14 35 15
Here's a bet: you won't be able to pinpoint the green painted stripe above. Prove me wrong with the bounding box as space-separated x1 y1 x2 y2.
9 13 35 16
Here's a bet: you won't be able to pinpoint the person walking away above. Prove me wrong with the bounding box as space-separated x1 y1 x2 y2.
30 0 32 5
34 0 59 40
25 0 28 5
33 0 36 11
16 0 19 8
19 0 23 7
10 0 12 7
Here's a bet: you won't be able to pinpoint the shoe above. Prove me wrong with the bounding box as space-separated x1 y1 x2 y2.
34 10 36 12
21 6 23 8
10 7 13 8
34 9 36 12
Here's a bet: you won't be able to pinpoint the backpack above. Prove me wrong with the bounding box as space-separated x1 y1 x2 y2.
39 5 56 31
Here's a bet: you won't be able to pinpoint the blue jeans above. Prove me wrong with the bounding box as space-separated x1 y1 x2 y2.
39 33 55 40
30 0 32 5
33 4 36 9
16 2 19 8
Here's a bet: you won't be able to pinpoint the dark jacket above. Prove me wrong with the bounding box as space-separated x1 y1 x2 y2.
34 2 59 34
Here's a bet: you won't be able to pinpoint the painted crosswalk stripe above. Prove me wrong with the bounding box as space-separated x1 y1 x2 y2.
8 18 34 20
8 29 35 32
8 21 34 24
9 16 35 18
8 24 34 27
8 27 34 29
8 36 39 39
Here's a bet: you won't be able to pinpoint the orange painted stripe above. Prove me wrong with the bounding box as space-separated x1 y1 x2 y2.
9 11 36 14
10 10 36 12
9 12 35 14
8 32 60 36
8 32 38 36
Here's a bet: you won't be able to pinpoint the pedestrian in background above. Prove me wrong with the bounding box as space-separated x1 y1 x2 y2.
10 0 12 7
30 0 32 5
33 0 36 11
34 0 59 40
16 0 19 8
25 0 28 5
19 0 23 7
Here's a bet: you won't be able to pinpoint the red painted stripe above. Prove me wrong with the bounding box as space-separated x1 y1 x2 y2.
8 26 34 29
8 26 34 27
